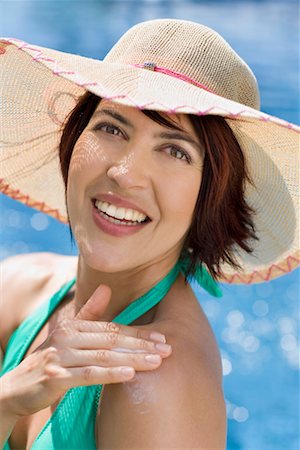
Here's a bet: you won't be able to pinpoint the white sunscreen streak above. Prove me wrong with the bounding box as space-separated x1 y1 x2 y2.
123 372 159 414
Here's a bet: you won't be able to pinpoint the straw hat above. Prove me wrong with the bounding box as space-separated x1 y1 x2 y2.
0 19 299 285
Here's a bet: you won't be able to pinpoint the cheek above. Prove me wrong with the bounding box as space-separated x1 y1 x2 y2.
67 132 108 199
68 132 107 175
163 169 201 222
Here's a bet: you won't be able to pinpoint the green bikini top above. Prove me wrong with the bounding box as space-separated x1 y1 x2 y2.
1 260 222 449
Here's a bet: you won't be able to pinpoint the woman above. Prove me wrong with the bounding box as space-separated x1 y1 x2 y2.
0 19 298 449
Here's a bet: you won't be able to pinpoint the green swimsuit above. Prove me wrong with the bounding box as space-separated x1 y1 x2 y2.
1 261 222 449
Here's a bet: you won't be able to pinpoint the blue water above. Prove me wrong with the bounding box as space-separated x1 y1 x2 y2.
1 1 299 449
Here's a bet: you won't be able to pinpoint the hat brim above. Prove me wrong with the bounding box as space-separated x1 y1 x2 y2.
1 39 299 284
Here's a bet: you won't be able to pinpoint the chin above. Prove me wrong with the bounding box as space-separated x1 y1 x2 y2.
78 241 131 274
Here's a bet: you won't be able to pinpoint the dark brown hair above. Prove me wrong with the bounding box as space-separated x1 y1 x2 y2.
59 91 258 281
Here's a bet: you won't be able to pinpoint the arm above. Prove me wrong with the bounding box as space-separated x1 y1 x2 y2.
97 327 227 449
0 382 19 448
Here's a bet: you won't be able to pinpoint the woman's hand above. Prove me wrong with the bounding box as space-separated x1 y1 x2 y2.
0 284 171 418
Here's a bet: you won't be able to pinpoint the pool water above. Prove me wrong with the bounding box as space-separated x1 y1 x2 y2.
1 1 299 449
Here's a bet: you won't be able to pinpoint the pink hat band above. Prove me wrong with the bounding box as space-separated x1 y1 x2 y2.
132 62 214 94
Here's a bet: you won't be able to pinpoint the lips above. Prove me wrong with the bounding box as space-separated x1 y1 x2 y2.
92 199 150 223
90 192 152 236
94 200 148 223
91 200 150 237
92 192 150 219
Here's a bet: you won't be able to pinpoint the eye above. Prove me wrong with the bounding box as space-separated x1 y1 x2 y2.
93 122 123 136
164 145 191 163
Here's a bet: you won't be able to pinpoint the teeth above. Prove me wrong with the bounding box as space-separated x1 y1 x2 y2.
132 210 139 222
106 204 117 217
95 200 147 223
97 211 142 226
114 207 126 220
123 209 133 221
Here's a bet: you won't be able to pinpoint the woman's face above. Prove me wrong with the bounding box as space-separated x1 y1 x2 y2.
67 100 203 273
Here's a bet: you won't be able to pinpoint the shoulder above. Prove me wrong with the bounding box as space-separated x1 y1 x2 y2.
0 252 78 352
97 276 227 449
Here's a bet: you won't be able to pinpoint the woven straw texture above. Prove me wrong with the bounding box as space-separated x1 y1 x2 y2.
0 19 299 284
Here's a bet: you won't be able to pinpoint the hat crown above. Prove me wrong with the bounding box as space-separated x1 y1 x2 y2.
104 19 260 109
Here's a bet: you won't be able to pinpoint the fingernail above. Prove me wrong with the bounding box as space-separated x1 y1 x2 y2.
155 343 172 353
150 332 166 343
121 367 135 378
145 354 162 364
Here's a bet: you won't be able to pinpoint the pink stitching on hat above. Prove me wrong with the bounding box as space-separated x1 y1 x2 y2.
53 70 76 76
0 41 14 55
0 179 68 223
34 57 56 63
80 82 98 87
19 45 42 53
221 255 300 283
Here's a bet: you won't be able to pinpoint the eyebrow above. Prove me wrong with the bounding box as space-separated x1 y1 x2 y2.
155 131 202 153
93 109 133 128
93 108 203 155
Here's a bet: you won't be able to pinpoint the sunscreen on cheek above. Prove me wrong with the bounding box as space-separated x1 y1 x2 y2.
72 224 94 257
70 132 110 174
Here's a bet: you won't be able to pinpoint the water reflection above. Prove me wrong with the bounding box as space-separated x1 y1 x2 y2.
226 401 249 423
30 213 49 231
252 300 269 317
226 310 245 328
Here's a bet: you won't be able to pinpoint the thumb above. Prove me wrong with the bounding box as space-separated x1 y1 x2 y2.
75 284 112 321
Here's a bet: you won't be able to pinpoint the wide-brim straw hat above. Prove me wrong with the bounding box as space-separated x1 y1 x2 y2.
1 19 299 285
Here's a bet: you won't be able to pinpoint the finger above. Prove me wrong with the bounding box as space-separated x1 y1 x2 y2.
61 349 163 371
70 332 172 356
75 285 111 321
73 320 166 343
61 365 136 387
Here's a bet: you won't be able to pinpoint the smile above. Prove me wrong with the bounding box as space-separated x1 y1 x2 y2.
95 200 148 224
92 200 151 237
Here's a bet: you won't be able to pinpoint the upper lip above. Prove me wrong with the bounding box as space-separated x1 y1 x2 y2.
92 192 151 219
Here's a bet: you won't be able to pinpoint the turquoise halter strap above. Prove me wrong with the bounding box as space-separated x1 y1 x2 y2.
114 260 222 325
178 257 223 298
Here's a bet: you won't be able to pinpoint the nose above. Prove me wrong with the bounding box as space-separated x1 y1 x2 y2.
106 150 150 190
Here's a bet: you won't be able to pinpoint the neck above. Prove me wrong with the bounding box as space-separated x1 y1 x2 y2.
73 255 180 321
